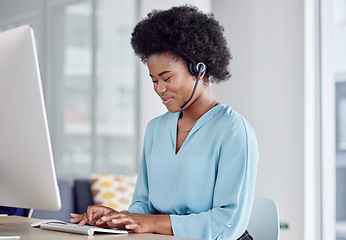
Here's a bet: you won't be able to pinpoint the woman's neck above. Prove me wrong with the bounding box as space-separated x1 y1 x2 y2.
180 90 217 121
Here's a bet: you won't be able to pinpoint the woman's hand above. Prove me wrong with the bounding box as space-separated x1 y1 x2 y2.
70 206 172 235
99 212 173 235
70 205 125 229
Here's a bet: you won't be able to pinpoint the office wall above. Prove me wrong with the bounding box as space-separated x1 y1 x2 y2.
211 1 305 240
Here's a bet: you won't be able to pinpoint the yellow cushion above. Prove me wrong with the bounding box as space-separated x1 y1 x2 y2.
90 173 137 211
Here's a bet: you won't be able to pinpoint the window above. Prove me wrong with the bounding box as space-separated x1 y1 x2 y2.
0 0 139 180
46 0 139 179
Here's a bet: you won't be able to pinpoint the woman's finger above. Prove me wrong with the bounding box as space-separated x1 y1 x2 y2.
69 213 82 223
95 217 107 225
87 205 116 223
86 206 98 222
106 221 126 229
113 216 141 232
111 215 138 228
125 223 141 231
96 211 120 223
77 213 88 226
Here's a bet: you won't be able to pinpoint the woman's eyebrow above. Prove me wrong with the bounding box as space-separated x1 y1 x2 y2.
149 71 172 77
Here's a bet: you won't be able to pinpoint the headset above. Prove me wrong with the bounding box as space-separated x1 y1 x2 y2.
180 62 207 108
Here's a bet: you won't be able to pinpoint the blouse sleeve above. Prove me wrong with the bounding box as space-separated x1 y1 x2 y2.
170 116 259 240
127 122 156 214
126 150 151 214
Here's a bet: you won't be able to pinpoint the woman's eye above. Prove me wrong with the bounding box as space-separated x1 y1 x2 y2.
164 76 171 82
152 79 158 84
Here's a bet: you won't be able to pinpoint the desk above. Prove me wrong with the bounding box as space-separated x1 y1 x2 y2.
0 216 197 240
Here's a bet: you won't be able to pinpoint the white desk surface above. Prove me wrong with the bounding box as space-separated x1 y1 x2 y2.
0 216 199 240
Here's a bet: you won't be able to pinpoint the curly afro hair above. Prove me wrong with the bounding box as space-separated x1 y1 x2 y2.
131 5 232 83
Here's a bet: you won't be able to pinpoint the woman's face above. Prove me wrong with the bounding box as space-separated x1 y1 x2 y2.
147 52 197 112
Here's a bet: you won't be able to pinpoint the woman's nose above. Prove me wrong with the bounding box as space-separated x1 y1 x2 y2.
155 81 167 93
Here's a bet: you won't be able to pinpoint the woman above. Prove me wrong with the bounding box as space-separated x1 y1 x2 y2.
71 5 258 240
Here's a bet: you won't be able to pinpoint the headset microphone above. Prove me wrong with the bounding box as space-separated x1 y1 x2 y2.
180 62 206 108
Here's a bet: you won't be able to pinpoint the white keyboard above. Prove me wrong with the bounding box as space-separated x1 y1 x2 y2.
39 222 129 236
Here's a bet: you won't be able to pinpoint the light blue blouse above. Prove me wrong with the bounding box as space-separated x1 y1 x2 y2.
128 104 259 240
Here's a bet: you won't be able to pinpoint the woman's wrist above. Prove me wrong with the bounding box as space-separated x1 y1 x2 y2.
152 214 173 235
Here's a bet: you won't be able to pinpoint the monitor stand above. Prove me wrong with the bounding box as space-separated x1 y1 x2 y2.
27 209 34 218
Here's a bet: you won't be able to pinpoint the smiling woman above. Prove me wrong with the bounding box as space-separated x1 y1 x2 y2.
71 5 259 240
148 52 202 112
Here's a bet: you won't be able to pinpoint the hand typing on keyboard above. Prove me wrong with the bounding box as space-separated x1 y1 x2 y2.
70 205 172 235
70 205 123 229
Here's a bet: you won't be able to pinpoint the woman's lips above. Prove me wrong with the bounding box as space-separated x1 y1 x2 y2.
161 97 173 105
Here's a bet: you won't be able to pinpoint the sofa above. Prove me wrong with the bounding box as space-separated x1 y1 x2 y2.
32 173 137 222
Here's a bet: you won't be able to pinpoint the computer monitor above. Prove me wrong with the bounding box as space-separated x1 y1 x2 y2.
0 25 61 213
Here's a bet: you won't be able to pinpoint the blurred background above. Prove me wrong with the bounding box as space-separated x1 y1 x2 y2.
0 0 345 239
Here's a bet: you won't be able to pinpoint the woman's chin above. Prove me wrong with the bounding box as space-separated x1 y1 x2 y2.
165 105 181 113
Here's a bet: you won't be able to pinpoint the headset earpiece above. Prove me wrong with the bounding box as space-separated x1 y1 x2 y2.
188 62 206 76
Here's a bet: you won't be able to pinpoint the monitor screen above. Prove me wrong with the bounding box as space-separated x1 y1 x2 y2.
0 25 61 212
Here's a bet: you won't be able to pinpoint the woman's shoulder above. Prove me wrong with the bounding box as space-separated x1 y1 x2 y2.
214 104 255 132
214 104 245 123
215 105 258 151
